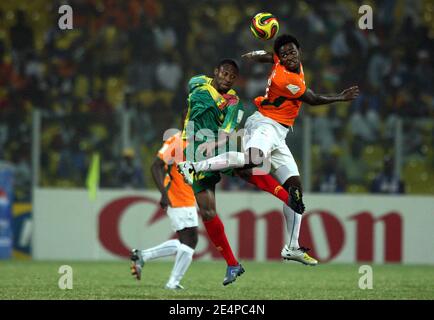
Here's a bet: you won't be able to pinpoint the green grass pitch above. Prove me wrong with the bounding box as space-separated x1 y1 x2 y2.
1 260 433 300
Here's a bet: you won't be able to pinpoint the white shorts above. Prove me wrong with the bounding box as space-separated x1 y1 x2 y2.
243 111 300 184
166 206 198 232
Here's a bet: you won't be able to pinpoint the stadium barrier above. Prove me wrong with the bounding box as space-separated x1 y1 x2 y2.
33 189 434 264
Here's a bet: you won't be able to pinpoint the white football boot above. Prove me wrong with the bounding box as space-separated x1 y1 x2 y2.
281 244 318 266
165 282 185 290
177 161 195 185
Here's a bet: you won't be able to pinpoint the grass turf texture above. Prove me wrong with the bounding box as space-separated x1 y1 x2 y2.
1 261 433 300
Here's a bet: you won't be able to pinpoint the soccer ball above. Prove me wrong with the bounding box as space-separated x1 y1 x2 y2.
250 12 279 40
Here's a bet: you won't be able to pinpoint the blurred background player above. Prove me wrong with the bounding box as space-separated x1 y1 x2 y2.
130 129 197 290
179 34 360 265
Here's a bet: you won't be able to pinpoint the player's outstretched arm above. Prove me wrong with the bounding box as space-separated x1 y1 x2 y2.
300 86 359 106
151 157 171 209
242 50 274 63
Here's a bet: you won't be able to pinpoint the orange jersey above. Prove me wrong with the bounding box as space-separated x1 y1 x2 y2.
255 54 306 126
157 132 196 208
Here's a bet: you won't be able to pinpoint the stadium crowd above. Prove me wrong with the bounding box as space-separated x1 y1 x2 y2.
0 0 433 201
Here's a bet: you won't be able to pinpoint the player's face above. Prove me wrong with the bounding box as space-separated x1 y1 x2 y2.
278 43 300 72
213 64 238 93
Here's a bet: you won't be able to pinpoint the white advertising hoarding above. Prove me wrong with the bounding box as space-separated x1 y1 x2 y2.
33 188 434 264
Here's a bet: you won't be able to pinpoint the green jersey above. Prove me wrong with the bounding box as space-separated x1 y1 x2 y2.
182 75 244 146
181 75 244 193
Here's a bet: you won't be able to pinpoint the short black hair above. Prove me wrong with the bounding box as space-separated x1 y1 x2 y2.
273 34 300 55
216 59 239 73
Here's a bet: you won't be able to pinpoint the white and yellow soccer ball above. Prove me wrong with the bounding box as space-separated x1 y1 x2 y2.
250 12 279 40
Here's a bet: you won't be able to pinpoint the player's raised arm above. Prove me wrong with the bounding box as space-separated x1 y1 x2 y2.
299 86 360 106
241 50 274 63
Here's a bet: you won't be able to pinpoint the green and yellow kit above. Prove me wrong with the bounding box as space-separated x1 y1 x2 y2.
182 75 244 193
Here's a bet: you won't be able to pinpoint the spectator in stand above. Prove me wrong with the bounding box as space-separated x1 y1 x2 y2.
9 10 34 66
116 148 145 189
0 0 432 197
313 154 347 193
348 95 380 144
370 156 405 194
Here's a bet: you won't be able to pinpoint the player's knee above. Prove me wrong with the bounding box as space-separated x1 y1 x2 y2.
178 227 198 249
188 232 198 249
200 208 217 221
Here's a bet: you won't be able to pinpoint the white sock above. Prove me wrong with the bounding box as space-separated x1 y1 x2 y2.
283 204 302 249
167 244 194 286
192 151 245 172
141 239 180 262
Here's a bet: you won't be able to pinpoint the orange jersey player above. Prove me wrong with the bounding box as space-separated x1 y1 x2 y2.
179 34 359 266
130 131 198 290
254 52 306 127
156 132 196 209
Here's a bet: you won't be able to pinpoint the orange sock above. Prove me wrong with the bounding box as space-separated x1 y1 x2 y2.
203 215 238 266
